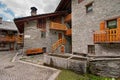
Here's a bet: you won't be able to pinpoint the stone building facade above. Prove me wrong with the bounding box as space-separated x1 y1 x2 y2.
0 17 18 51
15 0 120 78
72 0 120 78
24 19 70 53
72 0 120 56
15 11 72 54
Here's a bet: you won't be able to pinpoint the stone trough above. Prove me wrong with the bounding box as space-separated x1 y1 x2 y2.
44 53 87 74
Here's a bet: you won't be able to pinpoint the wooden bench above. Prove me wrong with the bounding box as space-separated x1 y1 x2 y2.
26 48 43 55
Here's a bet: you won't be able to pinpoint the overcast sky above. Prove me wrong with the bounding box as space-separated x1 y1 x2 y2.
0 0 60 21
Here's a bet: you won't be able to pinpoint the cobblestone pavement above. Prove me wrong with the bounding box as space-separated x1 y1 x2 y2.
0 51 57 80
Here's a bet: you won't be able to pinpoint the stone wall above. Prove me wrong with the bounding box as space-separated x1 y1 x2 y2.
89 59 120 78
24 18 70 53
24 20 51 52
44 54 87 74
72 0 120 56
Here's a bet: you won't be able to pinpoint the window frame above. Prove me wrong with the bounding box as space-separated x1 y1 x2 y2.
107 19 117 29
88 45 95 54
78 0 83 4
86 2 93 13
41 31 46 38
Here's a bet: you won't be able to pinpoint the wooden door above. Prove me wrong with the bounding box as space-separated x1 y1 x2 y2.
58 33 62 39
61 45 65 53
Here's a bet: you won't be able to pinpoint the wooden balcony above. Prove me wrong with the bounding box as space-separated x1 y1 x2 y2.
0 36 15 42
64 14 71 22
65 29 72 36
94 28 120 43
50 22 68 31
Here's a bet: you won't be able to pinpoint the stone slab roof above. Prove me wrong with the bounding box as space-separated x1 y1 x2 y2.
0 21 18 31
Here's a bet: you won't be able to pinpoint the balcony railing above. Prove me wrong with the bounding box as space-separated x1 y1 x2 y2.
94 28 120 43
64 14 71 22
50 22 68 31
65 29 72 36
0 36 15 42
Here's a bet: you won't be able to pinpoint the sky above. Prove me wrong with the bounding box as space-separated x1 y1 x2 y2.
0 0 60 21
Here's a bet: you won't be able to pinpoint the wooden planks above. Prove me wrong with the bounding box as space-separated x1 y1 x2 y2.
26 48 43 55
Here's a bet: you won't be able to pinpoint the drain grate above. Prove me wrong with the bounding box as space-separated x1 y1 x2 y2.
4 65 14 69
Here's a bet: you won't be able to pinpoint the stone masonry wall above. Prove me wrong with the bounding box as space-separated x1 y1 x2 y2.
44 54 87 74
89 59 120 78
24 20 51 52
24 18 69 53
72 0 120 56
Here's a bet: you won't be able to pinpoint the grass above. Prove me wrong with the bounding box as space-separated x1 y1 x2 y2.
56 69 117 80
19 57 27 61
56 69 88 80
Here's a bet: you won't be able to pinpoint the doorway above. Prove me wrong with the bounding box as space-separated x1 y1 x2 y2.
58 33 62 39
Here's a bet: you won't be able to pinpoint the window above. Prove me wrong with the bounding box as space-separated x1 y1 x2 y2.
78 0 83 3
107 19 117 29
42 47 46 53
86 2 93 13
0 43 6 47
88 45 95 54
41 31 46 38
37 19 46 29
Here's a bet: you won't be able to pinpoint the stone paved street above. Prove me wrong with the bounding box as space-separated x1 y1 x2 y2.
0 51 57 80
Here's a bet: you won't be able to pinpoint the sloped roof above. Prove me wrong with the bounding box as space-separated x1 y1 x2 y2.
14 11 67 22
14 11 67 33
55 0 71 12
0 21 18 31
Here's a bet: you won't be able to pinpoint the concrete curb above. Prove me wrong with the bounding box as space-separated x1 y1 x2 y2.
18 60 61 80
18 60 58 71
48 70 61 80
11 52 18 62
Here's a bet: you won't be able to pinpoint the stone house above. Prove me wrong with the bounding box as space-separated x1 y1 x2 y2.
14 5 72 54
72 0 120 78
14 0 120 78
0 17 18 51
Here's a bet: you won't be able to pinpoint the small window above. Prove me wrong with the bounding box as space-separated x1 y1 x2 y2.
78 0 83 3
88 45 95 54
42 47 46 53
41 31 46 38
86 2 93 13
0 43 6 47
107 19 117 29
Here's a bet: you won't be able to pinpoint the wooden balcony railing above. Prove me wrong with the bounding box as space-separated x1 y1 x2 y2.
94 28 120 43
50 22 68 31
51 38 66 52
64 14 71 22
65 29 72 36
0 36 15 42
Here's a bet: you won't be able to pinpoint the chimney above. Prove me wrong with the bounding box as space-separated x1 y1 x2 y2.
0 17 2 24
31 7 37 16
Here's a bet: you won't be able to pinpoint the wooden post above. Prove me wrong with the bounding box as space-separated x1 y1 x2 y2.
117 18 120 41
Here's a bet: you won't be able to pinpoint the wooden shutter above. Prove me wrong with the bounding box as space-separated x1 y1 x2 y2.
117 18 120 28
100 21 105 31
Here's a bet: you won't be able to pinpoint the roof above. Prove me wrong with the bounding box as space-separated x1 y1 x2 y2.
14 11 67 33
0 21 18 31
55 0 71 12
14 11 67 23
